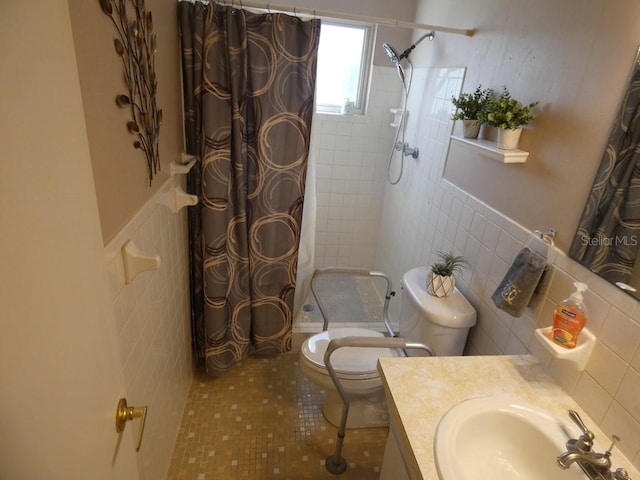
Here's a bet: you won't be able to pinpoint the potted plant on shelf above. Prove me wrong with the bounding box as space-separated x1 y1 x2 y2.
451 85 493 139
485 86 539 149
427 251 468 298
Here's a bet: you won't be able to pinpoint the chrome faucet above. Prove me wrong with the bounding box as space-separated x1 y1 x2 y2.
557 409 631 480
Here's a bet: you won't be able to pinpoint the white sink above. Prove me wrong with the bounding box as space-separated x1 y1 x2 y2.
434 396 586 480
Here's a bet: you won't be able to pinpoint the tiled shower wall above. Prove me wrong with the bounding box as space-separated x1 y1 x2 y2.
104 176 193 480
312 66 403 268
374 67 640 468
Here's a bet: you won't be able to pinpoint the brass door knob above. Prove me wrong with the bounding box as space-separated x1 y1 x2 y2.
115 398 147 452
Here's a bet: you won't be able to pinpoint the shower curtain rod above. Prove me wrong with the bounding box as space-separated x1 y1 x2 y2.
215 0 475 37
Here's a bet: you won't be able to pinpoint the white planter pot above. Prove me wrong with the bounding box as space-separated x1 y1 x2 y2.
462 120 480 139
427 273 456 297
497 127 523 150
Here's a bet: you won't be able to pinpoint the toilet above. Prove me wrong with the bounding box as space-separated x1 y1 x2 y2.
299 266 477 428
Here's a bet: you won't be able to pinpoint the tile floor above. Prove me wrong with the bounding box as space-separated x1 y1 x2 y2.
166 352 389 479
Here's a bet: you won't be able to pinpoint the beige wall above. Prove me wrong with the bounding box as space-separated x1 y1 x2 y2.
0 1 139 477
413 0 640 250
69 0 183 244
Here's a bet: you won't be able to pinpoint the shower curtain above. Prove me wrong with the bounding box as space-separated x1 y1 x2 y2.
569 60 640 283
179 1 320 375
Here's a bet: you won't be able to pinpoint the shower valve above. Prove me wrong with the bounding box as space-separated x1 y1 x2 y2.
396 141 419 159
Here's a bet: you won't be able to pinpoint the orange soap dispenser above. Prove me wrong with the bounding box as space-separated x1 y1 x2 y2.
550 282 588 349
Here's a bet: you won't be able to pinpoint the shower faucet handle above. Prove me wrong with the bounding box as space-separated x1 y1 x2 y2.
395 141 419 159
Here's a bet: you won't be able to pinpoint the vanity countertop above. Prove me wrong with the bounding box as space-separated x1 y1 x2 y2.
377 355 639 480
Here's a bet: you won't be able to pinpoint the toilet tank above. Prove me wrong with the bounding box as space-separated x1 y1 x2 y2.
399 267 477 356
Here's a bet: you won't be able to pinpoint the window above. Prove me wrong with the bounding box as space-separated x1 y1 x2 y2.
315 21 374 114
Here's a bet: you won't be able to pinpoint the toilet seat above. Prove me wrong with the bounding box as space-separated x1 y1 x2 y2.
301 327 397 380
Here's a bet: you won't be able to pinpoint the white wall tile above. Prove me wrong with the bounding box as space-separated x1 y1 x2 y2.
582 289 611 335
481 220 501 251
601 401 640 464
547 268 577 304
489 316 510 352
616 367 640 421
548 356 582 394
504 333 528 355
312 66 401 269
104 176 193 480
511 315 536 349
600 308 640 363
537 298 556 328
632 345 640 372
586 341 628 395
488 255 509 287
572 372 612 424
470 212 487 240
495 230 518 263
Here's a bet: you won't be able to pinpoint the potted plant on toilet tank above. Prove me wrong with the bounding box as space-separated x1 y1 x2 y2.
428 251 468 298
451 85 493 139
485 86 538 149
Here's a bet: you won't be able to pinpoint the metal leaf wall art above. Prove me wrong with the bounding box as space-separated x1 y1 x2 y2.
99 0 162 185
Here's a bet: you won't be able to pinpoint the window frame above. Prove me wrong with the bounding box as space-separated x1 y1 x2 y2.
315 20 375 115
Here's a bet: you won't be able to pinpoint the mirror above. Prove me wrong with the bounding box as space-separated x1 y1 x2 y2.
570 46 640 299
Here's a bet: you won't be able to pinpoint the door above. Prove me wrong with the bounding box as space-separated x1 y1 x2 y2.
0 2 139 478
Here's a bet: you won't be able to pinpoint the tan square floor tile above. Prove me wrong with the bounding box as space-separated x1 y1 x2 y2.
166 353 388 479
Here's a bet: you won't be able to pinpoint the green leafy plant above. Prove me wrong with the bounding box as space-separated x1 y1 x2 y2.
485 87 538 130
431 251 468 277
451 85 493 123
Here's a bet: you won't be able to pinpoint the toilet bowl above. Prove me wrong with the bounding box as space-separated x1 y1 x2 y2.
300 327 398 428
299 266 477 429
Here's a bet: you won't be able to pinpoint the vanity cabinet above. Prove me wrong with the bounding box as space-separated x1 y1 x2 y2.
376 355 640 480
379 423 410 480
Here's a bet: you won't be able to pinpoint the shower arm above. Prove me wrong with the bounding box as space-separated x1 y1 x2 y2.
398 31 435 61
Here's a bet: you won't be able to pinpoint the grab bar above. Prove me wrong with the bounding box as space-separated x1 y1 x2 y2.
310 267 397 337
323 336 435 475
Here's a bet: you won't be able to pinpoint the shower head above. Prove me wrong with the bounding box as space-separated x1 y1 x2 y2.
382 42 401 65
383 42 406 84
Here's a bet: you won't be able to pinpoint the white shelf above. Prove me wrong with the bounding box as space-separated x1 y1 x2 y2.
534 326 596 371
170 153 197 175
450 135 529 163
390 108 406 128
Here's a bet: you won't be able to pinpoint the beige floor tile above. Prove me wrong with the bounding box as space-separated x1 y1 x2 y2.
166 353 388 480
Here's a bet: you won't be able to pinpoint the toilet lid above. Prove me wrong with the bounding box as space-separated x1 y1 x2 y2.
301 327 396 375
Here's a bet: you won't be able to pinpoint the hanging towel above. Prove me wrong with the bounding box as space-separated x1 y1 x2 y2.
492 247 547 317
